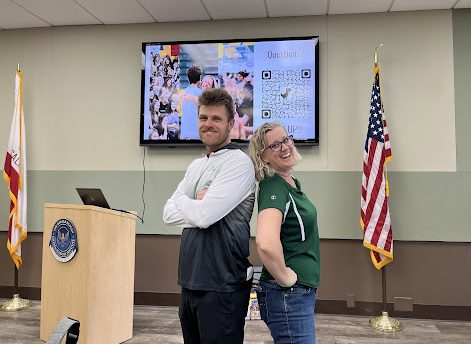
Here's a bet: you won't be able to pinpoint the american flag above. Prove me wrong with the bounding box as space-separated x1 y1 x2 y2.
361 65 393 269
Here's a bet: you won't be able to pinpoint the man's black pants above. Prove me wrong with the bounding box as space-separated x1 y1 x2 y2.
179 285 251 344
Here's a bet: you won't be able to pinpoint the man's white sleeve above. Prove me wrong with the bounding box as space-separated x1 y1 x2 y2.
162 179 195 228
174 155 255 229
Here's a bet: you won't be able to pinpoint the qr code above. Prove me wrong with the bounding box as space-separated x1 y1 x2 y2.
261 69 312 120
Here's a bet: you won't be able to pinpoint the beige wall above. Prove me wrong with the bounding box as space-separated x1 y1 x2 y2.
327 11 456 171
0 10 455 172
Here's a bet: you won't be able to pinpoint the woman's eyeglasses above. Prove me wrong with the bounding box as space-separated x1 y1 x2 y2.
266 135 294 152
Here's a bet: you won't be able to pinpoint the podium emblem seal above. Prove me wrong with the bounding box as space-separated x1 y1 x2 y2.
49 218 78 263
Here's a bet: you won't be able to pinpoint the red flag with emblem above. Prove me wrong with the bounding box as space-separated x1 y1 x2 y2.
4 70 27 269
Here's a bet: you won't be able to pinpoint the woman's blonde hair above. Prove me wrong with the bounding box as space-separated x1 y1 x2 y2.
248 122 302 182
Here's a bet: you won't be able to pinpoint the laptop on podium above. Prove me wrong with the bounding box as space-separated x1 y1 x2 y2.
76 188 111 209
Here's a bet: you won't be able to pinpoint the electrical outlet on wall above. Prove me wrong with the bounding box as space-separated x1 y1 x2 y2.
394 297 413 312
346 294 355 308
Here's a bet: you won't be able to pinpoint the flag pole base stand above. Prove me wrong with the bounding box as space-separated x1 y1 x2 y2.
0 293 31 312
369 311 403 333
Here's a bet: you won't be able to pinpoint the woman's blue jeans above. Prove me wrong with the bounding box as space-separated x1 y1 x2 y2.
256 280 317 344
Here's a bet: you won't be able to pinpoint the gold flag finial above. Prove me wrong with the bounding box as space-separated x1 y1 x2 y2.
17 63 20 72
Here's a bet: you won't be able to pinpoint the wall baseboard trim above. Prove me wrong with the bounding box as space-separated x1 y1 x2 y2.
315 300 471 321
134 292 180 306
0 286 41 300
1 287 469 321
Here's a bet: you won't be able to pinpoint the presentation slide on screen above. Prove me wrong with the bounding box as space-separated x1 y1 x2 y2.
142 38 317 143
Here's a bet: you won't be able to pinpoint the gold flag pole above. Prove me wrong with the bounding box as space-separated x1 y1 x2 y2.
1 63 32 312
368 46 402 332
368 267 403 332
0 279 32 312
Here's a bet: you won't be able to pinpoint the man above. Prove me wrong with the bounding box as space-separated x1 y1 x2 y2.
163 88 255 344
180 64 203 139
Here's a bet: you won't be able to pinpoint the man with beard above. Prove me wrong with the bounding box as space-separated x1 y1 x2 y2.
163 88 256 344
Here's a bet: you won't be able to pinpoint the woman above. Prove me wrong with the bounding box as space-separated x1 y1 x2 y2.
248 122 320 344
166 101 180 140
201 74 217 90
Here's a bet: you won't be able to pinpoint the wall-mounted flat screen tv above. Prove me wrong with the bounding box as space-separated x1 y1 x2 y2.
140 36 319 146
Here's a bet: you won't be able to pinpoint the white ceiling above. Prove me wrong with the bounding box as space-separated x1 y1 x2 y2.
0 0 469 30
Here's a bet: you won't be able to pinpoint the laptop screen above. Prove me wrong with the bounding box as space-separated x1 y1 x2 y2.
76 188 110 209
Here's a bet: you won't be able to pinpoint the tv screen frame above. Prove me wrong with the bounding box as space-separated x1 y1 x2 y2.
140 36 319 147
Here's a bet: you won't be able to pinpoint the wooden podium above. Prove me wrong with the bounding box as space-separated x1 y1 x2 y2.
40 204 136 344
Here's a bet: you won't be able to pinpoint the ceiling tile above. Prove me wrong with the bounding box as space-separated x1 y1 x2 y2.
266 0 328 17
13 0 101 26
0 0 49 28
329 0 392 14
139 0 210 22
75 0 154 24
454 0 471 8
0 0 469 30
203 0 266 20
391 0 456 12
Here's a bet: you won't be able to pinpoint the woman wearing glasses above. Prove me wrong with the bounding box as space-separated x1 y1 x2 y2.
248 122 320 344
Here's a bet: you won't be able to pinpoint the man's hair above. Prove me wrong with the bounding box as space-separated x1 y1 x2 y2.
198 88 234 121
248 122 302 182
187 65 202 84
238 71 249 78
